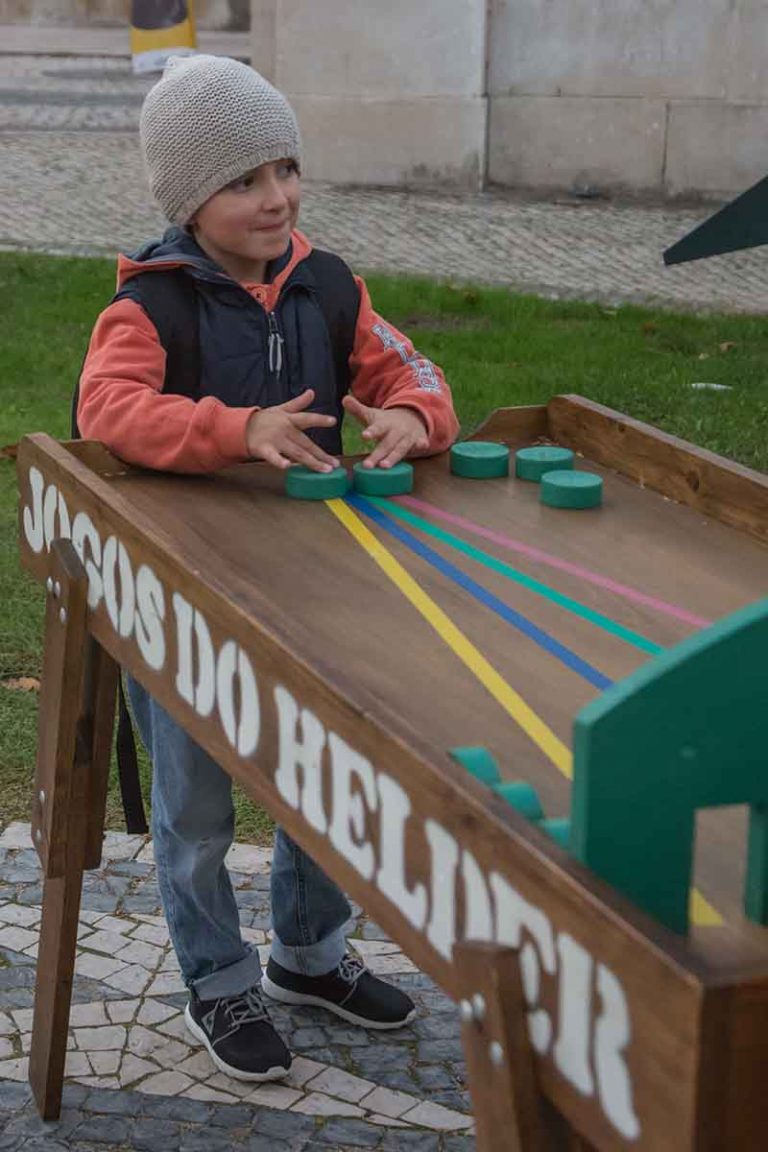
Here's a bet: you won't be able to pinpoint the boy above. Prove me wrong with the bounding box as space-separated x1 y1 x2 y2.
78 54 459 1082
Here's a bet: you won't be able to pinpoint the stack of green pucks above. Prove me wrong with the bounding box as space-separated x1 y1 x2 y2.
515 445 603 509
285 460 415 500
448 746 570 849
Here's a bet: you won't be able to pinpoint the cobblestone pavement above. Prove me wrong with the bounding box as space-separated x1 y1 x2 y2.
3 44 768 313
0 823 474 1151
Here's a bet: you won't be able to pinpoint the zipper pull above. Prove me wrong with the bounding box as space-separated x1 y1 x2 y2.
267 311 284 376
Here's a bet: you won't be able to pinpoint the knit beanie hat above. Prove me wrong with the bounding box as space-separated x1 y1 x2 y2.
139 54 302 226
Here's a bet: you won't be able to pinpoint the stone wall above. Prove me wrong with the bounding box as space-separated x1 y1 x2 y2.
4 0 767 196
255 0 768 199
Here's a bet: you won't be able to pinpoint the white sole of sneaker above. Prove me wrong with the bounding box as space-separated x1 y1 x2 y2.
183 1004 291 1083
260 974 417 1030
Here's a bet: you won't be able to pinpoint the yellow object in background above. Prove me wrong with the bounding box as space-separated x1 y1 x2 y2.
130 1 197 75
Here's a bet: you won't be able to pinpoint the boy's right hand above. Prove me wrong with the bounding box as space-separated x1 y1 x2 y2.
245 390 339 472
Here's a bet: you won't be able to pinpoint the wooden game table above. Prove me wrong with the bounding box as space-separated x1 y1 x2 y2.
16 395 768 1149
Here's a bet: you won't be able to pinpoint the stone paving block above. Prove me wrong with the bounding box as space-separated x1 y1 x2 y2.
144 971 186 996
130 920 170 947
380 1131 442 1151
131 1116 185 1149
225 842 273 874
99 831 146 863
135 999 178 1027
286 1055 329 1088
400 1100 473 1131
0 823 32 850
73 1024 127 1052
291 1092 366 1119
246 1082 304 1110
303 1066 378 1103
106 998 139 1024
74 952 127 983
111 938 164 969
358 1085 420 1119
311 1116 383 1147
117 1054 160 1087
183 1082 241 1104
69 1001 109 1028
0 925 37 953
0 903 39 928
0 1056 28 1081
137 1069 194 1096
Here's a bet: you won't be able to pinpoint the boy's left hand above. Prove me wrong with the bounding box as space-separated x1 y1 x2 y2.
343 396 429 469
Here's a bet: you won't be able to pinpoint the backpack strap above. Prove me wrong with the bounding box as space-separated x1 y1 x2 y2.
304 248 361 399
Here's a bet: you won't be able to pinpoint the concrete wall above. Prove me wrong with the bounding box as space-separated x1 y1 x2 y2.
488 0 768 199
5 0 767 196
251 0 768 199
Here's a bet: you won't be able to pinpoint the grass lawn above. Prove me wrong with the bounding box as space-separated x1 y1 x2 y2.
1 250 766 843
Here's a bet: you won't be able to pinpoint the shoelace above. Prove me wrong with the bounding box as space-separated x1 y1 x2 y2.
223 986 272 1028
338 954 366 985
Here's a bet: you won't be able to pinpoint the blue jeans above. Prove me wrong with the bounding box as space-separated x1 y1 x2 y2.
127 677 350 1000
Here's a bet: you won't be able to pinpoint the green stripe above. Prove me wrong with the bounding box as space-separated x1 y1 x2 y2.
368 497 662 655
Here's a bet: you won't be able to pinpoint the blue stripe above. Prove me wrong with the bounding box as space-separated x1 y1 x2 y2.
347 493 613 692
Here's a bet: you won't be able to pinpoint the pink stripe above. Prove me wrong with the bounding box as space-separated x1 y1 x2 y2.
398 496 711 629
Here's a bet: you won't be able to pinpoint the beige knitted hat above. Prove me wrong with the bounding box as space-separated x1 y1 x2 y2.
140 54 302 226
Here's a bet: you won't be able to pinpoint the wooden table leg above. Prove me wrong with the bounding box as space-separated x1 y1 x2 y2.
28 540 117 1119
455 940 546 1152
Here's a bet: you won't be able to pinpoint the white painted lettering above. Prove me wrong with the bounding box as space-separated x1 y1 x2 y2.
71 511 104 610
173 593 215 716
461 849 494 943
134 564 166 671
216 641 260 757
594 964 640 1140
22 467 45 554
491 873 556 1053
102 536 135 639
328 732 377 880
377 775 427 931
43 483 71 552
273 687 328 832
424 819 459 960
554 933 594 1095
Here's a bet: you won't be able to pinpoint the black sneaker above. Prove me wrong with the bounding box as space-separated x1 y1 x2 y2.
184 984 292 1082
262 953 416 1030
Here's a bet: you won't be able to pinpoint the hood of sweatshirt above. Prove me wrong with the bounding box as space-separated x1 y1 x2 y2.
115 225 313 295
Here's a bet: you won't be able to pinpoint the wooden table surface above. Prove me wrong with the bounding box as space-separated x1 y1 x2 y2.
106 426 768 975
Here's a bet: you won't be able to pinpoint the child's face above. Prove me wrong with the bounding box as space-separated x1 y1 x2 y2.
190 158 301 279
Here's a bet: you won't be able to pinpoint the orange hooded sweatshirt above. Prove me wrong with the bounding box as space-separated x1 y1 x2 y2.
78 229 459 473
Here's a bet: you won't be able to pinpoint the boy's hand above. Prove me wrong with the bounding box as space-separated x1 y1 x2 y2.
342 397 429 469
246 390 339 471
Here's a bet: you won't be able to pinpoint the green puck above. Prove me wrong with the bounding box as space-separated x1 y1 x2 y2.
493 781 544 821
285 466 349 500
515 445 575 482
449 746 501 787
352 460 413 496
450 441 510 479
540 470 603 509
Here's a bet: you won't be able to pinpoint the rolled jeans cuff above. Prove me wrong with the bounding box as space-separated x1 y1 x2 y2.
270 926 347 977
190 946 262 1001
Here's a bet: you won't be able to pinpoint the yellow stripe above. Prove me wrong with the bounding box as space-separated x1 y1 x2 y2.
689 888 722 926
326 498 722 928
327 498 573 778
